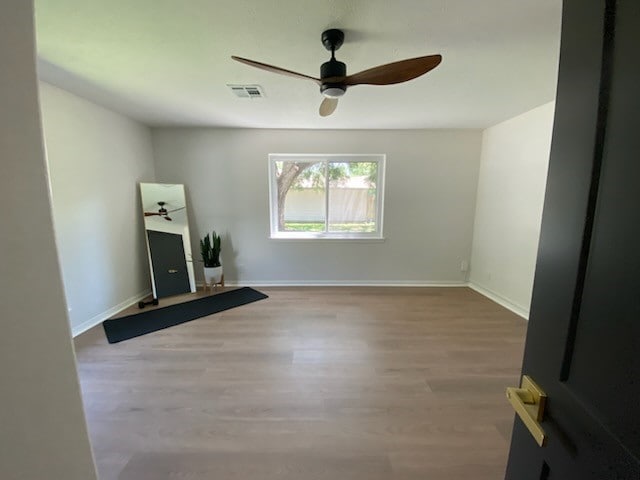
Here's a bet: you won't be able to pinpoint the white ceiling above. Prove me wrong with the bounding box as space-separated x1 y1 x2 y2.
35 0 562 129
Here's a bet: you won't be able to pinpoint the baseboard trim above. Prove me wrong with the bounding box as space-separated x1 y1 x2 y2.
468 282 529 320
197 280 469 288
71 289 152 337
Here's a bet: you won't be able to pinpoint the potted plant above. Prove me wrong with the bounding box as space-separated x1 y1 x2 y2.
200 231 223 286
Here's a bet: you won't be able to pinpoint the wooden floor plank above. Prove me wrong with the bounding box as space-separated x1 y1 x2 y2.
74 287 526 480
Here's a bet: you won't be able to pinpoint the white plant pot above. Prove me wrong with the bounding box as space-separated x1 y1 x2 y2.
203 265 223 285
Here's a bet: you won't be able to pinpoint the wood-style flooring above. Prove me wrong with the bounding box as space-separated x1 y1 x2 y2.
74 287 527 480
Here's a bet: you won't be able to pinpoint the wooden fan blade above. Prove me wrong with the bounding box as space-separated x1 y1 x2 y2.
319 97 339 117
166 206 186 213
344 54 442 86
232 56 321 85
144 212 161 216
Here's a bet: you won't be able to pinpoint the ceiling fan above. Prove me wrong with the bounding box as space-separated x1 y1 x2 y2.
232 29 442 117
144 201 185 221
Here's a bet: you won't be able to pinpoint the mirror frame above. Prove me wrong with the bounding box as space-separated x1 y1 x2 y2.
140 183 196 298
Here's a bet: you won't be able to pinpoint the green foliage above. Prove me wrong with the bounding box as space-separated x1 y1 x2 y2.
284 222 375 233
284 222 325 232
295 162 330 190
281 161 378 190
348 162 378 188
200 231 221 267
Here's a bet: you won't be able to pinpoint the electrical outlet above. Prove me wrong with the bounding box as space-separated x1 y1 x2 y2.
460 260 469 272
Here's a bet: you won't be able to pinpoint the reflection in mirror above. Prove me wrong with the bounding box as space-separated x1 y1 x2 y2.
140 183 196 299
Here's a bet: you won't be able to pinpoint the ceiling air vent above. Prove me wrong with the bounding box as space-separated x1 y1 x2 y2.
228 84 265 98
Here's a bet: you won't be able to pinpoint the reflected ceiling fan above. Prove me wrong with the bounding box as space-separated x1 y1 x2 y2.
144 201 185 221
232 29 442 117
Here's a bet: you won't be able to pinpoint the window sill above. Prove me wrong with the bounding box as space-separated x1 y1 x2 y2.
269 234 386 243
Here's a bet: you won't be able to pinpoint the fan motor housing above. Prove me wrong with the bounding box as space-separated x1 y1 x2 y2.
320 59 347 97
321 59 346 79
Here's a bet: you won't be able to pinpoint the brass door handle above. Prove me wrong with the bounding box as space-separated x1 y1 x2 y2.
506 375 547 447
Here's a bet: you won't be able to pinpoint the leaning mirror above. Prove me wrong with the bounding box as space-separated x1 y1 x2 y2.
140 183 196 299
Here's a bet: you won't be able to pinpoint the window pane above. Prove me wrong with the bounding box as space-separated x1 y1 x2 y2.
275 160 326 232
328 161 377 233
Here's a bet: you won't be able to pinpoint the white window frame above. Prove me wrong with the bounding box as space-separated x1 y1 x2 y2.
268 153 386 240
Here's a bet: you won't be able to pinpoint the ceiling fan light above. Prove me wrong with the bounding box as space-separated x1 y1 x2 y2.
322 86 346 98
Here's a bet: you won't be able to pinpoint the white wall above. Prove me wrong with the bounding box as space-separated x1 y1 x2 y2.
469 102 555 317
0 1 97 478
151 129 482 285
39 82 156 335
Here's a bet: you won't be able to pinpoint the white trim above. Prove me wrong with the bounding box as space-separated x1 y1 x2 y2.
71 289 152 337
199 280 468 288
468 282 529 320
270 153 386 158
269 234 386 241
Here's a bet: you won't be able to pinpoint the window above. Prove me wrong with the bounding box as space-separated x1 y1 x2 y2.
269 154 385 239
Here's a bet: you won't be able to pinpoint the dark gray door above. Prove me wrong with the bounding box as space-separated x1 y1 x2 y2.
147 230 191 298
505 1 639 478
